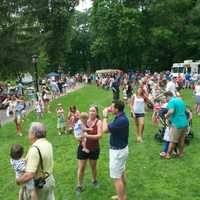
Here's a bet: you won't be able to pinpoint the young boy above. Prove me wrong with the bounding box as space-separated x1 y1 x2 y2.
10 144 38 200
74 112 91 153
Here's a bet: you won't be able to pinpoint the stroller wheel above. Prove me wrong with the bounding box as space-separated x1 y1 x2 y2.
184 136 190 145
188 131 194 139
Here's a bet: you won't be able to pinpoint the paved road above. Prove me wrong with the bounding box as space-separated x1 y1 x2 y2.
0 109 13 127
0 84 84 127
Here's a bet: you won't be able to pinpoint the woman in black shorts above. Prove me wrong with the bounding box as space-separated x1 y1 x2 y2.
76 106 103 195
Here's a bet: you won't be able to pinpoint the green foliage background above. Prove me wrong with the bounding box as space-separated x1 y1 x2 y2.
1 0 200 79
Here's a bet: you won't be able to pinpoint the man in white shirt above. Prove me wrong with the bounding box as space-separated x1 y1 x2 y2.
165 77 177 96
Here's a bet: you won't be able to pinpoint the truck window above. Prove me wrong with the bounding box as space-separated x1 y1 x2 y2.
198 65 200 74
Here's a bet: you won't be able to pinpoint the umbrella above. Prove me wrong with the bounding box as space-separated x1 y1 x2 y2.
47 72 59 77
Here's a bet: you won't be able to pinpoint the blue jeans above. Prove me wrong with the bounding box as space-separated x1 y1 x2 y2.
163 141 178 153
163 141 169 153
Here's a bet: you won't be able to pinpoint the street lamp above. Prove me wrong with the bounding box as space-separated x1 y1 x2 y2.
32 54 39 94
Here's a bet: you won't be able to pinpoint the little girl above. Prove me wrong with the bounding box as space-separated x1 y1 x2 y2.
74 112 90 153
10 144 37 200
56 103 66 135
67 105 80 134
35 97 44 120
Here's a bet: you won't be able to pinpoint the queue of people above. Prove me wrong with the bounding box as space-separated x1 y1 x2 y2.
9 70 198 200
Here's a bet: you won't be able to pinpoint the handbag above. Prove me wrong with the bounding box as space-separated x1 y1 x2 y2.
33 146 49 189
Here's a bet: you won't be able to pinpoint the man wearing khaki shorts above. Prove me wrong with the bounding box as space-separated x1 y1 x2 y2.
103 100 129 200
164 91 188 159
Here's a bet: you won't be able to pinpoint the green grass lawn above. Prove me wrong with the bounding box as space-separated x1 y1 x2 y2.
0 85 200 200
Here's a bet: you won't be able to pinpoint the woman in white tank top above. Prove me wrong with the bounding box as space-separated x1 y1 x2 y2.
130 87 145 143
195 80 200 115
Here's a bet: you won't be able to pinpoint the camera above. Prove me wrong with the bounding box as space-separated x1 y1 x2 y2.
34 177 46 189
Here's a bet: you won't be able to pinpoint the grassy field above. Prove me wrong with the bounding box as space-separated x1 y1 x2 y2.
0 84 200 200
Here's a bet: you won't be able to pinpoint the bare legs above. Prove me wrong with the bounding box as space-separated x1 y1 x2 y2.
113 174 126 200
134 116 144 143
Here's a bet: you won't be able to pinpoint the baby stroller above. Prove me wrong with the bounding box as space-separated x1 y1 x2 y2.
154 105 194 145
154 107 168 142
184 106 194 145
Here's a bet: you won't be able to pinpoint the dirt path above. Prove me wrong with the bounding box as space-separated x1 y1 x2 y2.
0 83 84 127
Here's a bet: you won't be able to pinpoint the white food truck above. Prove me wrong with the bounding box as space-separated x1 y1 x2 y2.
171 60 200 77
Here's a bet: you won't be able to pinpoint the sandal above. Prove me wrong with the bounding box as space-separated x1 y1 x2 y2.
177 153 184 158
164 154 171 159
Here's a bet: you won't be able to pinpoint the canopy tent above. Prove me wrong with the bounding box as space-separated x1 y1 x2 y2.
21 73 33 84
95 69 122 74
47 72 59 77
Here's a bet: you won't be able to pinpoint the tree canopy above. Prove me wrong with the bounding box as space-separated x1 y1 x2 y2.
0 0 200 79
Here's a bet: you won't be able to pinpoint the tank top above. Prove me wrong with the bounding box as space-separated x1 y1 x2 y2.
83 119 100 151
133 94 145 114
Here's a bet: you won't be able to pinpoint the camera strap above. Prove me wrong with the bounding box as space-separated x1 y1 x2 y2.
32 145 50 179
33 145 44 170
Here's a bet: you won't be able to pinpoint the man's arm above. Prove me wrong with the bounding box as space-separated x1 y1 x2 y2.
16 172 35 185
102 118 109 133
16 147 39 185
102 109 109 133
165 109 174 119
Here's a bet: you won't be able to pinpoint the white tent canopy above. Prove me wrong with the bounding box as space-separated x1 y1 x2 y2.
95 69 121 74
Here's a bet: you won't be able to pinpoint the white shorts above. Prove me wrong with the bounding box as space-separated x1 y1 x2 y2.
109 146 128 179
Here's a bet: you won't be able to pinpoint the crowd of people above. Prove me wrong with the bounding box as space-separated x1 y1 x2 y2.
7 70 200 200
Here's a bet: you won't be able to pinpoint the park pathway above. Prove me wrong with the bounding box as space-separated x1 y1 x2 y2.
0 83 84 127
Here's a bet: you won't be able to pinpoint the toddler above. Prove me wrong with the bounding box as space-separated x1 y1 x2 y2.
10 144 37 200
74 112 90 153
35 98 44 120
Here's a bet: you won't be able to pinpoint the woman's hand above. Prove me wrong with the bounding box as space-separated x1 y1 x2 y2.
16 177 20 185
83 132 88 138
131 112 135 118
85 127 93 132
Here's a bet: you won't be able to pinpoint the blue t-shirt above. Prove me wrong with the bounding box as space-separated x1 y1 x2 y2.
167 96 188 128
108 112 129 149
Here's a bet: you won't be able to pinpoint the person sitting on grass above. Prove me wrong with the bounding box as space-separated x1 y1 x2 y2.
56 103 66 135
10 144 38 200
74 112 91 153
67 105 80 134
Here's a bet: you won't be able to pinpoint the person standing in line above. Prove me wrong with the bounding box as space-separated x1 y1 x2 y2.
102 100 129 200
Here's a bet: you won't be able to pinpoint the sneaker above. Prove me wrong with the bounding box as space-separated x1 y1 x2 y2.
92 180 99 188
160 152 166 157
75 186 84 196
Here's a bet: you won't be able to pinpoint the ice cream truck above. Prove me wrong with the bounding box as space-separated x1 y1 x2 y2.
171 60 200 77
